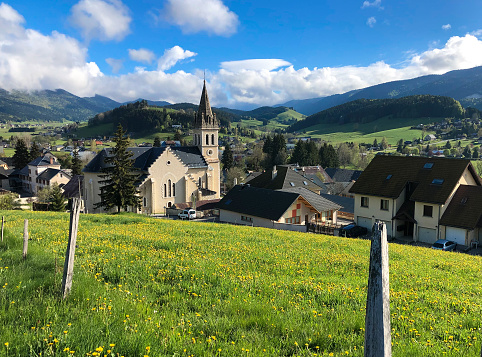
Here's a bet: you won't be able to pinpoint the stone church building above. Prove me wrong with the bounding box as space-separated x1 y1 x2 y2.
82 81 221 214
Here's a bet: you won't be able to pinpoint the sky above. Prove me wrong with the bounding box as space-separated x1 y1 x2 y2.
1 0 482 109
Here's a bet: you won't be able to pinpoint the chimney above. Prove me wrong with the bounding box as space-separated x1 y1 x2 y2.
50 157 53 165
272 166 277 180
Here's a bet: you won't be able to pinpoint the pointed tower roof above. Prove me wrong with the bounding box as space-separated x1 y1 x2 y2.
197 80 213 119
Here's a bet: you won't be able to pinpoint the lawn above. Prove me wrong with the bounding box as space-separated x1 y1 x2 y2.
0 211 481 356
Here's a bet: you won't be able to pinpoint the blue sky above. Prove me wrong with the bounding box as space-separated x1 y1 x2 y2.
2 0 482 109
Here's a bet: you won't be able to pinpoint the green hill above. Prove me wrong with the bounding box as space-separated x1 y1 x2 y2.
289 95 466 133
0 211 481 356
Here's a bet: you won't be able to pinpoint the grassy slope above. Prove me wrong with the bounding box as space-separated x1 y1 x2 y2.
0 211 481 356
303 117 439 145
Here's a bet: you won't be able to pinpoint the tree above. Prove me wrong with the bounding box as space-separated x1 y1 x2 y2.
337 143 352 168
95 124 141 213
71 146 83 176
153 136 161 147
0 193 18 210
380 137 388 150
221 144 234 170
397 139 403 153
29 142 41 162
473 147 480 159
445 141 452 149
319 143 339 168
50 183 66 212
12 138 30 169
225 167 245 190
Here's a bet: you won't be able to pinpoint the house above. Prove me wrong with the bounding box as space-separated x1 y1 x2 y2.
424 134 437 141
217 185 341 231
320 193 354 221
18 153 71 194
83 81 220 214
324 168 363 197
349 156 482 245
245 165 324 194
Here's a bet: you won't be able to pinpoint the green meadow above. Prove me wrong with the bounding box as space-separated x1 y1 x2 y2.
0 211 481 356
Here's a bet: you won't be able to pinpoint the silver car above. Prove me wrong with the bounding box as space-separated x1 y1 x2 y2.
431 239 457 251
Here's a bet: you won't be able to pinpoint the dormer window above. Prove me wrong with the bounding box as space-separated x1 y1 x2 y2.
423 163 434 169
290 182 295 186
431 179 444 185
386 174 392 180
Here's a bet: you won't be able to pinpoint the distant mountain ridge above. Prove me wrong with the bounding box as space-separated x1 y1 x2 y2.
0 89 120 122
282 66 482 115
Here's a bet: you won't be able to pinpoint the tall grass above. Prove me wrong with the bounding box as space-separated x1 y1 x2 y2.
0 211 481 356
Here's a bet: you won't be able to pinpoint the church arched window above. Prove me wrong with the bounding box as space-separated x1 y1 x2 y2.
211 134 215 146
206 134 209 145
164 184 167 198
168 179 172 197
172 182 176 197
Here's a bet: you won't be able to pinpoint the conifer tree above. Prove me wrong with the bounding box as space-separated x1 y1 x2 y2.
49 184 66 212
12 138 30 169
29 142 41 162
153 136 162 147
221 144 234 170
71 145 82 176
95 124 141 213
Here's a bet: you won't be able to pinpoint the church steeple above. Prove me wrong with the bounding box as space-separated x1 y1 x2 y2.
194 80 218 129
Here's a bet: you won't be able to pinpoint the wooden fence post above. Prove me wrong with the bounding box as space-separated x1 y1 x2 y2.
22 219 28 260
1 216 4 242
61 198 81 299
364 221 391 357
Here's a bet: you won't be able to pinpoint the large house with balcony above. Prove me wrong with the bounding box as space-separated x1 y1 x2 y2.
349 155 482 246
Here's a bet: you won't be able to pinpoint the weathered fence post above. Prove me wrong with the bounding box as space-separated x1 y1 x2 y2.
22 219 28 259
364 221 391 357
1 216 4 242
61 198 81 299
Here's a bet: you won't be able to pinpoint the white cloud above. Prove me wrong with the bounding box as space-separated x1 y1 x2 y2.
70 0 131 42
128 48 156 64
105 58 123 73
162 0 239 36
442 24 451 30
367 17 376 27
362 0 383 9
220 59 292 72
158 46 197 71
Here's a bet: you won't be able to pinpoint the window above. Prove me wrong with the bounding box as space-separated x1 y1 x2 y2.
241 215 253 222
380 199 389 211
206 134 209 145
431 179 444 185
168 179 172 197
172 183 175 197
290 182 295 186
211 134 215 146
423 205 433 217
423 163 434 169
143 197 147 207
164 184 167 198
361 197 369 208
286 216 301 224
386 174 392 180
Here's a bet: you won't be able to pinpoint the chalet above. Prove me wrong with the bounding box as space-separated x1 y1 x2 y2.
217 185 341 232
349 156 482 245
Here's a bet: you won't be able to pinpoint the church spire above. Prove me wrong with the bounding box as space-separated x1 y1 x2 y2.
195 80 217 128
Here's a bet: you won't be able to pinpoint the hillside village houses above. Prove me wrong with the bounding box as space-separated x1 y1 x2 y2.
349 155 482 246
82 81 221 214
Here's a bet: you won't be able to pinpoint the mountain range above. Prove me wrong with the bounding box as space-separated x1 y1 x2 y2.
2 65 482 124
281 66 482 115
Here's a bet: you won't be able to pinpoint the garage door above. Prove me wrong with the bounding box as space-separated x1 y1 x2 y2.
357 217 372 231
445 227 466 245
418 227 437 244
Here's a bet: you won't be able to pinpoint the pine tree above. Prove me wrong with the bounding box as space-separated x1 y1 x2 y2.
71 145 82 176
95 124 141 213
153 136 161 147
221 144 234 170
29 142 41 162
12 138 30 169
49 184 66 212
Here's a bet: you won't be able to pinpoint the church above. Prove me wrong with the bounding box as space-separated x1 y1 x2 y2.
82 81 221 214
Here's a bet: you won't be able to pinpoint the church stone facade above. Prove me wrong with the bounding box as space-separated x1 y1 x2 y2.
83 81 220 214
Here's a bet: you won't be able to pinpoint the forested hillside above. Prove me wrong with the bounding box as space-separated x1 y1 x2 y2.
288 95 467 132
0 89 119 122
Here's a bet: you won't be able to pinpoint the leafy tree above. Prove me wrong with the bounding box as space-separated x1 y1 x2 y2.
71 146 83 176
50 184 66 212
95 124 141 213
221 145 234 170
380 137 388 150
12 138 30 169
337 143 352 168
225 167 245 190
0 193 18 210
153 136 161 147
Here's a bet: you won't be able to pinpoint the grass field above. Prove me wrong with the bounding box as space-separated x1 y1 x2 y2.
0 211 481 356
303 117 439 145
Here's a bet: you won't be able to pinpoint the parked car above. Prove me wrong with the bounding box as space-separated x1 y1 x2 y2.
339 224 368 238
431 239 457 251
178 209 196 220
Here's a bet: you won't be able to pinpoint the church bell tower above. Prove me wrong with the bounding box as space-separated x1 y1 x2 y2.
193 80 219 164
